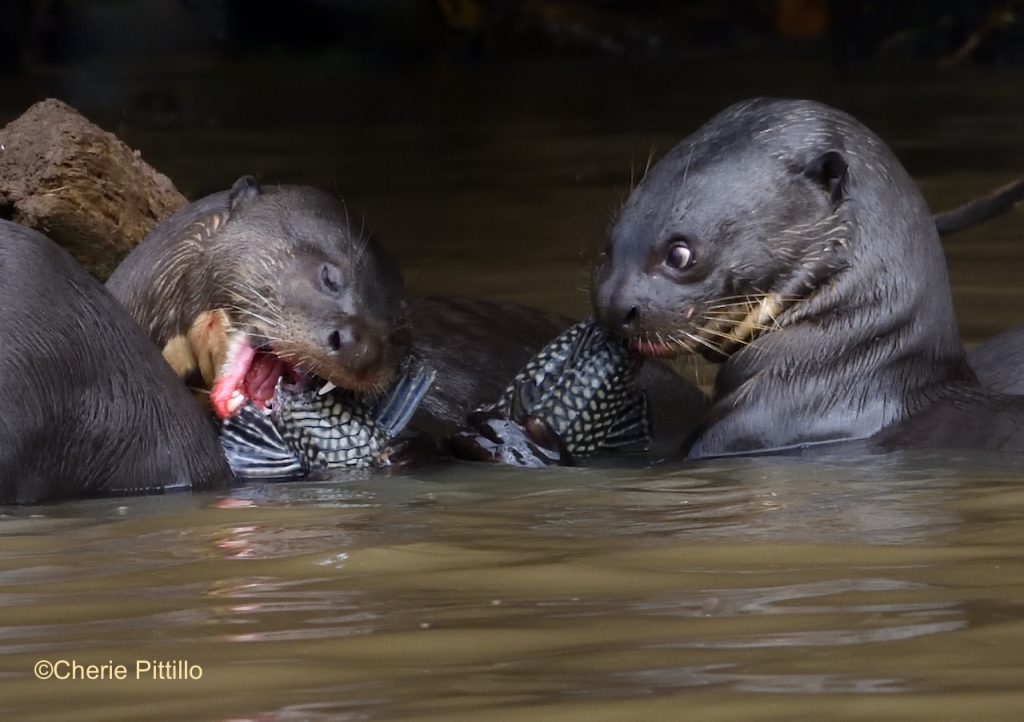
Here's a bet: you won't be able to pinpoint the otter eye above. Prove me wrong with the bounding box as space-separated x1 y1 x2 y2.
666 242 694 270
320 263 342 294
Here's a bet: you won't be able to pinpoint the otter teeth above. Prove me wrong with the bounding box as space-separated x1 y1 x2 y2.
317 380 337 396
225 390 247 416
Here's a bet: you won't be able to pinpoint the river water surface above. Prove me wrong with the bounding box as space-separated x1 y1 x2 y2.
2 53 1024 721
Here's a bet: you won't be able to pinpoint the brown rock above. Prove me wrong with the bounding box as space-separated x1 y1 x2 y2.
0 98 186 280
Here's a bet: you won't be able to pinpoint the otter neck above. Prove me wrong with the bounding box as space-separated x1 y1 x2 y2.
684 217 974 459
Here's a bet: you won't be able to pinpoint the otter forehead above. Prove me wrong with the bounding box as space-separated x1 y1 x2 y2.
646 98 869 183
225 185 366 257
612 144 808 262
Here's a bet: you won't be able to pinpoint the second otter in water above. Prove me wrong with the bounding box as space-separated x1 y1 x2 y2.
592 98 1024 458
106 176 409 420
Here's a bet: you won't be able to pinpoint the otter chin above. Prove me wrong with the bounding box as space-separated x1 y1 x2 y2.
107 176 409 420
593 97 1024 458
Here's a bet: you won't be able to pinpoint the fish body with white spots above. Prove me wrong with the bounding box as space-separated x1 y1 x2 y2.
453 319 651 466
221 363 435 479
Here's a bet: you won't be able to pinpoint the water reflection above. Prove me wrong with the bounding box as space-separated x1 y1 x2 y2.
1 451 1023 720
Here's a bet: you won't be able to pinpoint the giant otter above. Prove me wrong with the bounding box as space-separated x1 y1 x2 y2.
106 176 409 420
592 98 1024 458
0 220 232 503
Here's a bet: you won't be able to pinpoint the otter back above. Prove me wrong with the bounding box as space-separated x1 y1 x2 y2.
0 220 232 503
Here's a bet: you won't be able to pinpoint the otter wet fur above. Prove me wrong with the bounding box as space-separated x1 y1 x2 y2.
970 326 1024 396
592 98 1024 458
452 319 651 467
106 176 409 421
0 220 232 503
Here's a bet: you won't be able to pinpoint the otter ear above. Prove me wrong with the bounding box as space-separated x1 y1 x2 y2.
803 150 848 204
228 175 262 213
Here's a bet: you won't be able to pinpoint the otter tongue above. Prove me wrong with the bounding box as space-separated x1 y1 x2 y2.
244 352 286 409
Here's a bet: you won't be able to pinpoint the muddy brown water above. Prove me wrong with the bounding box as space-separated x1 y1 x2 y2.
2 54 1024 721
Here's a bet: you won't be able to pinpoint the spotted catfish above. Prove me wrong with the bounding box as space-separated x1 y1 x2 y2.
453 319 651 466
221 362 435 479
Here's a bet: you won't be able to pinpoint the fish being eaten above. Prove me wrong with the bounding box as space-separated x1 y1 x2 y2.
221 362 435 479
452 319 651 466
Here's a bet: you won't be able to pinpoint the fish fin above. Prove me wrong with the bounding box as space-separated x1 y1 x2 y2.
220 404 308 480
523 415 571 464
564 318 606 366
512 377 547 420
598 391 652 453
493 320 595 413
374 363 436 437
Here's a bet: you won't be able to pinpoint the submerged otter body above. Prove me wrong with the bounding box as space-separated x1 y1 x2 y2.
107 177 409 420
0 220 232 503
592 98 1024 458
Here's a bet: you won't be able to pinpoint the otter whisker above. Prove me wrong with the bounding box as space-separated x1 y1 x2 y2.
702 299 766 312
231 285 283 318
699 325 752 346
223 305 285 331
680 146 692 186
225 291 288 329
643 142 659 185
253 334 294 346
680 329 725 356
667 332 695 354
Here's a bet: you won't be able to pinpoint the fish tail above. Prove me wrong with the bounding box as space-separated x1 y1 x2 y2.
598 391 652 453
220 404 308 480
375 363 437 437
565 317 608 365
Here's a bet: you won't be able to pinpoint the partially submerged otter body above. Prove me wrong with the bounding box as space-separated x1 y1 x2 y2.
592 98 1024 459
0 220 232 503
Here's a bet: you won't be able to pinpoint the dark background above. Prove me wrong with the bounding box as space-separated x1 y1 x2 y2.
1 0 1022 331
4 1 1023 167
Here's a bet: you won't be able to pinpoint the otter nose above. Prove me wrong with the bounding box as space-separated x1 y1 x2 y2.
326 321 384 375
594 293 641 335
592 269 640 335
620 305 639 329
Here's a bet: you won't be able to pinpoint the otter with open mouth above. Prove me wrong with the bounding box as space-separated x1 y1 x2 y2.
593 98 1024 458
106 176 409 421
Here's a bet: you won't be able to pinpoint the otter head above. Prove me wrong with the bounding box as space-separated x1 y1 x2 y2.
204 178 409 418
107 176 410 420
592 97 958 372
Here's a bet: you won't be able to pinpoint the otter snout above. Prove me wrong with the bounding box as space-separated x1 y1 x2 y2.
592 269 641 336
598 302 640 336
326 319 385 376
